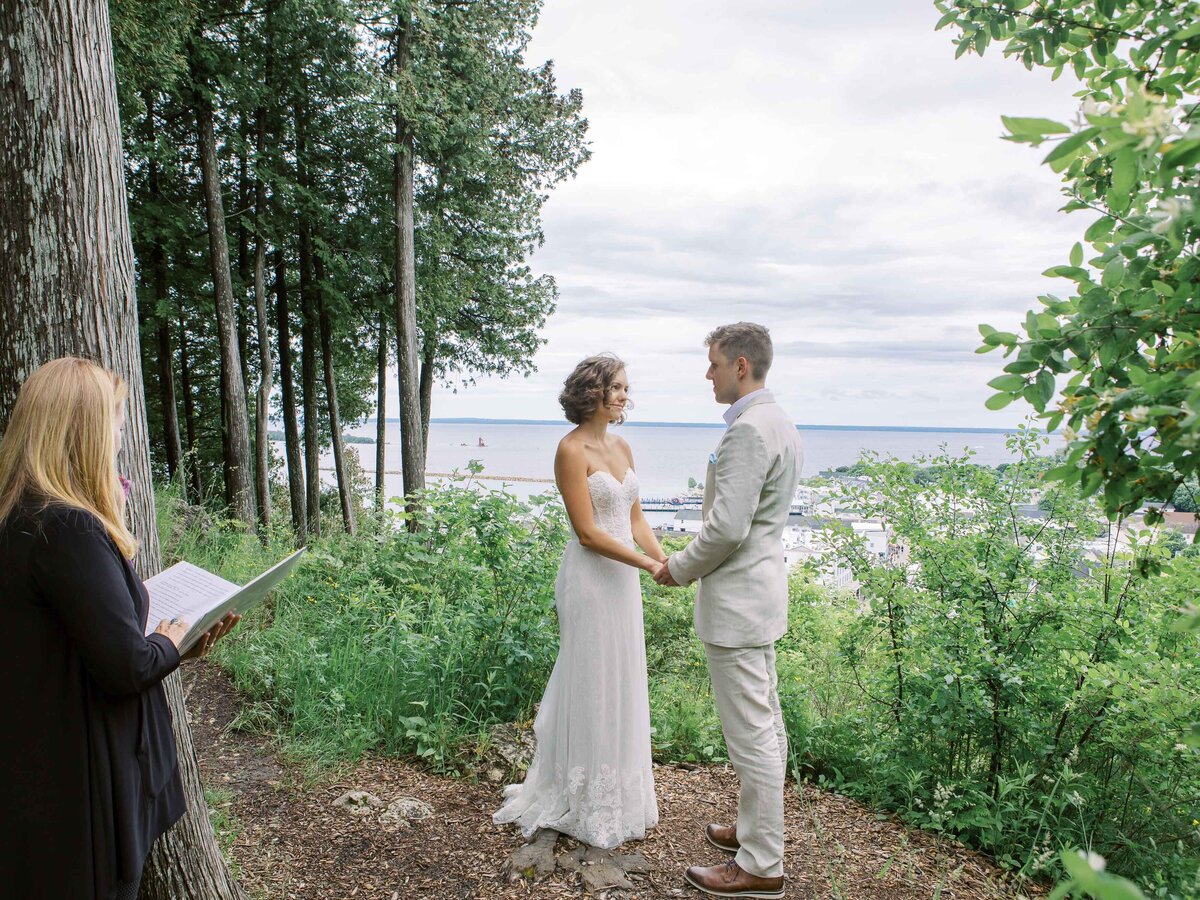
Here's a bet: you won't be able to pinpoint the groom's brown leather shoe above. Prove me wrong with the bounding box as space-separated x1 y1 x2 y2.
684 859 784 898
705 823 740 852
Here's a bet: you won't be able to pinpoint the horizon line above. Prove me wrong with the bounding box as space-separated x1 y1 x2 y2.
363 416 1027 435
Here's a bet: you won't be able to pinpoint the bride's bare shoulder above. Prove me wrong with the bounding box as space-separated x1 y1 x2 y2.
555 431 587 465
557 429 583 450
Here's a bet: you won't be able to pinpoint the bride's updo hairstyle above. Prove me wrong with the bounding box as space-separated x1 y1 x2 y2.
559 354 633 425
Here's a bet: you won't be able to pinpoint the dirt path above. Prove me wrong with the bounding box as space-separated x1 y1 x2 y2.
184 661 1042 899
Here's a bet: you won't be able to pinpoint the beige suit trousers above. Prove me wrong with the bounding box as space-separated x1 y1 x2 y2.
703 642 788 878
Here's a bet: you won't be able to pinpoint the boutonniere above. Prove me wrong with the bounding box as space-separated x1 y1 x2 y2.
708 451 719 465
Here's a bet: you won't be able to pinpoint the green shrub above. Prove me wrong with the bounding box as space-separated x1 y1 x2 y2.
167 479 566 770
786 430 1200 895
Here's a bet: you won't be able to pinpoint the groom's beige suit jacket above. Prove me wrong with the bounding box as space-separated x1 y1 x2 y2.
667 392 803 648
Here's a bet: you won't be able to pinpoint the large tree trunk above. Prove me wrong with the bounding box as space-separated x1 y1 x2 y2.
193 80 256 527
393 16 425 504
145 96 184 494
0 4 246 898
316 260 355 535
296 103 321 538
375 310 388 510
274 250 307 544
139 669 245 899
252 110 272 531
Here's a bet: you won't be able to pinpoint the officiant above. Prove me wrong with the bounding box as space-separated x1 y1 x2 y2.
0 358 239 900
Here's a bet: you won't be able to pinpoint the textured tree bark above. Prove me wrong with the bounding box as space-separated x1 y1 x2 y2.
0 0 157 567
193 81 256 527
316 263 356 535
393 15 426 506
274 251 307 544
376 311 388 510
0 2 246 897
139 670 247 900
296 103 321 537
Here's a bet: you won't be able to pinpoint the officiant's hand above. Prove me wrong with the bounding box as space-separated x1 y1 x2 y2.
179 612 242 661
653 557 681 586
154 617 189 648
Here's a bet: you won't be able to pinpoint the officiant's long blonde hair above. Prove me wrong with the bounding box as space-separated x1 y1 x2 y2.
0 357 137 559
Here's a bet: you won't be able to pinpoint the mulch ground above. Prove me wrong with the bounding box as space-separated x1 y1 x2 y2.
184 660 1047 900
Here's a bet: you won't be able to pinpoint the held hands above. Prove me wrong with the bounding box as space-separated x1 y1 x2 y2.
651 556 681 587
154 611 242 661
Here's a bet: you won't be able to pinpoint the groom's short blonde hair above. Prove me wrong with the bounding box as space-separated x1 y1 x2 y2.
706 322 773 380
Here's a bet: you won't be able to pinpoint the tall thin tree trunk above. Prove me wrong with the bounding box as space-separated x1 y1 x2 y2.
193 80 256 527
301 296 320 537
0 5 246 897
274 250 306 544
252 114 272 530
237 314 252 418
144 94 184 492
157 320 185 491
296 103 321 538
236 118 253 413
375 311 387 510
178 311 203 501
316 258 355 534
419 336 435 453
393 17 425 506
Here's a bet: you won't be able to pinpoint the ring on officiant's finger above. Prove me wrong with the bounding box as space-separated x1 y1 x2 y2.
170 617 180 625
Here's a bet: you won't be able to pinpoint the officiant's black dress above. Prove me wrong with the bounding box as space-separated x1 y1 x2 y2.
0 501 185 900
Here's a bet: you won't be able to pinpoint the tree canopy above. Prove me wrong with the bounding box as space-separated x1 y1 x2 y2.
110 0 589 525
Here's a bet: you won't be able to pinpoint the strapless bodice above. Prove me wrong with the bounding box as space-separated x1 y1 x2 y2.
571 467 638 544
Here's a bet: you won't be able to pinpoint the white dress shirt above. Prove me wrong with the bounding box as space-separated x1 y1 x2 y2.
723 387 772 426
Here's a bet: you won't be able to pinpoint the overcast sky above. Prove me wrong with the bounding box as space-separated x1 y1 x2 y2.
423 0 1085 428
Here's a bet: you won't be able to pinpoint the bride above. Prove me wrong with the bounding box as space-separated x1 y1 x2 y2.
493 353 662 848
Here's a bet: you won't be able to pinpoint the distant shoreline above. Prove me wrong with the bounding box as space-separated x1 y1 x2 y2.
363 417 1026 435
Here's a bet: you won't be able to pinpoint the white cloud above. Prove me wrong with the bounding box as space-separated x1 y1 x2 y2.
421 0 1085 428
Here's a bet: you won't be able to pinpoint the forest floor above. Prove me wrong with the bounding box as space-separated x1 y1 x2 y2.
186 660 1048 900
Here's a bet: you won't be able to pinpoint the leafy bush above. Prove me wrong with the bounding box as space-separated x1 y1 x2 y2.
169 479 566 769
793 430 1200 894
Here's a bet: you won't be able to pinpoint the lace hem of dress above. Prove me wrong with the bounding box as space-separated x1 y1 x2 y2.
495 761 658 849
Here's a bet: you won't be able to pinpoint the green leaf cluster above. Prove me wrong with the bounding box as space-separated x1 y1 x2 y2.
936 0 1200 521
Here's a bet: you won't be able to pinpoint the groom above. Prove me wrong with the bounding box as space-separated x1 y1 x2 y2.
653 322 802 899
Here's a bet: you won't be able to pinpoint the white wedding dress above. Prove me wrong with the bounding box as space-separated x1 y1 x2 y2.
493 467 659 848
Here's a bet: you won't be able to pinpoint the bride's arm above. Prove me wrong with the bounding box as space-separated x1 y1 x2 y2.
556 441 660 572
631 497 666 565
